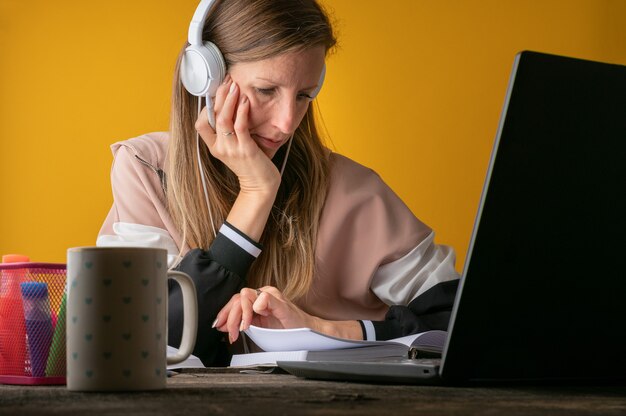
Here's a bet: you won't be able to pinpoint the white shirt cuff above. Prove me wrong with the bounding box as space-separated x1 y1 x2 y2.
219 223 262 258
362 320 376 341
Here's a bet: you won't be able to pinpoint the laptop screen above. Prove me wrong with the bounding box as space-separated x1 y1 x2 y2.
442 51 626 382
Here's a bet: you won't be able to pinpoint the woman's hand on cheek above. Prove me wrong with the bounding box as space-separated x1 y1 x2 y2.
194 78 281 195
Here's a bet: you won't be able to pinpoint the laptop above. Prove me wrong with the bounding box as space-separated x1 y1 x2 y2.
278 51 626 384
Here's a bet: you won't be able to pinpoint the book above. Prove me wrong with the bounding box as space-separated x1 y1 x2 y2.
166 346 205 370
229 325 447 367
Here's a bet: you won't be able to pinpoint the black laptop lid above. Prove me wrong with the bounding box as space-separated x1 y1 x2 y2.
441 51 626 382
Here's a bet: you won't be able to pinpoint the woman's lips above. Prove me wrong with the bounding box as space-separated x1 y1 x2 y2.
252 134 284 150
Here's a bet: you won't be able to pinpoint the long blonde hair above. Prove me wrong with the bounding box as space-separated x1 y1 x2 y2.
167 0 336 300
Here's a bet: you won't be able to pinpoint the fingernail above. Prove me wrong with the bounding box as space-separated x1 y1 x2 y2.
229 82 237 94
211 318 219 328
222 74 231 84
239 320 245 332
241 95 248 105
228 334 234 344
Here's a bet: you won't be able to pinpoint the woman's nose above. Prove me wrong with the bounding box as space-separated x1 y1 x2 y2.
272 98 299 134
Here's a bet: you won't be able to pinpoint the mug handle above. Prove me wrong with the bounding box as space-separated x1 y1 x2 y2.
165 271 198 365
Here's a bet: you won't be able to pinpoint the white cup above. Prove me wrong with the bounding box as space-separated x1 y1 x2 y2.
66 247 197 391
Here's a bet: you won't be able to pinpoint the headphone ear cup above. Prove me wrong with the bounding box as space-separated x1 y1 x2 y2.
202 41 226 96
180 41 226 97
310 64 326 98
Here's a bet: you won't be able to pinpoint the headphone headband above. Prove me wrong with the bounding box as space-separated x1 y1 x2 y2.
188 0 216 46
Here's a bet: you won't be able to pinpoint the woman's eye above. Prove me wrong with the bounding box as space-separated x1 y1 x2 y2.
254 87 313 101
255 88 275 96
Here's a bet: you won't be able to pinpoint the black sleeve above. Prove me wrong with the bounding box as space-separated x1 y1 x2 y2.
371 279 460 340
167 223 261 366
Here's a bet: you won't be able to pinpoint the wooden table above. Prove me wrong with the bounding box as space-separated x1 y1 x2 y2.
1 368 625 415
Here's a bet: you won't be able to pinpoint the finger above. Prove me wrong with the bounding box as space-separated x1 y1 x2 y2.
194 106 217 148
239 288 256 332
216 81 240 135
225 299 243 344
252 290 286 318
213 74 232 115
254 287 285 317
259 286 284 299
233 94 252 144
252 291 271 316
214 293 240 331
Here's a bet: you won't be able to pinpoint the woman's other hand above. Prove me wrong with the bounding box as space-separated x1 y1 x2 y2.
214 286 363 344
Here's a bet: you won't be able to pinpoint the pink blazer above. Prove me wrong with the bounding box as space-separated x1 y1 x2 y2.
98 132 459 321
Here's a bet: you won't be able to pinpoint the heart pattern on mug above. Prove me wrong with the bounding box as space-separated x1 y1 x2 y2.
103 279 112 287
122 297 132 304
102 315 111 323
122 369 131 377
141 351 149 359
122 260 132 268
141 279 149 286
141 315 149 322
103 352 112 360
84 261 93 269
122 333 132 341
85 334 93 341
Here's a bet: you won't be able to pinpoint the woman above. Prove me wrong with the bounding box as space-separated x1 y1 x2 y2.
98 0 460 366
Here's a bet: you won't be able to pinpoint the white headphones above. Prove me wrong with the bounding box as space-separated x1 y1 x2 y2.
180 0 225 129
181 0 326 129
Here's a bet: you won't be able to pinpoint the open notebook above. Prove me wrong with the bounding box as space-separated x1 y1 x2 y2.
166 346 204 370
230 326 446 367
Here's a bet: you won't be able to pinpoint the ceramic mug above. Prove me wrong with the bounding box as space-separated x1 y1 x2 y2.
66 247 197 391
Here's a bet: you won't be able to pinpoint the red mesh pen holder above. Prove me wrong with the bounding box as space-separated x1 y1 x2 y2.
0 262 67 385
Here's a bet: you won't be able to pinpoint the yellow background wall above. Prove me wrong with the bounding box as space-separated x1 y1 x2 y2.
1 0 625 268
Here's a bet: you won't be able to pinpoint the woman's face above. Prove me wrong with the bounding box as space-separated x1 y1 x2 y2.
229 46 326 158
